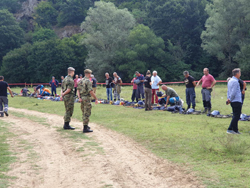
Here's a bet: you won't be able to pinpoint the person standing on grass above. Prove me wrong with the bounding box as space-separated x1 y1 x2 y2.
113 72 122 101
91 74 97 101
131 74 138 102
151 71 162 104
144 70 152 111
183 71 196 110
77 69 98 133
61 67 75 130
226 68 242 134
239 79 246 104
105 73 113 101
74 75 81 97
49 76 59 96
135 71 145 101
0 76 14 117
196 68 216 115
61 76 65 83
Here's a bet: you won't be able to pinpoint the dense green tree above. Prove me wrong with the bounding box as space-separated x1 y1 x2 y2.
57 0 94 26
0 0 21 13
32 28 57 42
0 9 24 67
34 1 58 28
81 1 136 81
201 0 250 78
0 43 32 83
115 24 166 81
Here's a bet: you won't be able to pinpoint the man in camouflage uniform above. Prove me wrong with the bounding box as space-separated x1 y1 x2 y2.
61 67 75 130
77 69 98 133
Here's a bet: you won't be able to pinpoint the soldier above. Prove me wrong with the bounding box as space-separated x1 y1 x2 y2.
77 69 98 133
60 67 75 130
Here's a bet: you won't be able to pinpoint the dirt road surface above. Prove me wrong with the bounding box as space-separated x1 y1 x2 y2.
1 107 203 188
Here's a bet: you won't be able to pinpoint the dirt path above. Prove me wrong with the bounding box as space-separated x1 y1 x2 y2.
2 107 203 188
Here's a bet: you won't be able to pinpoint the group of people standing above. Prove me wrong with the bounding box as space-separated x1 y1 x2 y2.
105 72 123 101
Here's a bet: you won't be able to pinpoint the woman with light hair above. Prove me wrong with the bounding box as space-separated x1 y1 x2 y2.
151 70 162 104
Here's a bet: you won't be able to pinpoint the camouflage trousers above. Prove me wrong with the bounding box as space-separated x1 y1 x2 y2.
80 96 92 125
63 94 74 122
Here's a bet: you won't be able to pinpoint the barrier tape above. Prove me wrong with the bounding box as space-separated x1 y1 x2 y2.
8 80 250 87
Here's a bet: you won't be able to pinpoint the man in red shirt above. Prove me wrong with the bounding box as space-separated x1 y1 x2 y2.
197 68 216 115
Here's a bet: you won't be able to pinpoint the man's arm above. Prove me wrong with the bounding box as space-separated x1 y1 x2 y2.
192 81 196 87
62 88 71 97
211 80 216 88
164 96 170 107
196 79 201 87
242 81 246 95
49 81 51 87
120 78 123 84
229 81 238 102
157 79 162 86
7 87 14 97
90 90 98 104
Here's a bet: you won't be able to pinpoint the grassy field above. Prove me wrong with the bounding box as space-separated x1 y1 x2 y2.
7 85 250 187
0 121 15 188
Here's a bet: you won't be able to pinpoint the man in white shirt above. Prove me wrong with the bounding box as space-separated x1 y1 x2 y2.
151 71 162 104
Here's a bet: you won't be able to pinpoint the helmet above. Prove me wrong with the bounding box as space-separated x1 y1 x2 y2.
240 114 248 120
134 79 141 85
186 108 195 114
211 110 220 116
157 92 163 97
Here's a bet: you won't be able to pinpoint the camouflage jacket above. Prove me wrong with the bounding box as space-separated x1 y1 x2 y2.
77 77 93 97
61 75 74 95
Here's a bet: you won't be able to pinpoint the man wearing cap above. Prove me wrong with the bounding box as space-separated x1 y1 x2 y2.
61 67 75 130
49 76 59 96
77 69 98 133
197 68 216 115
135 71 145 101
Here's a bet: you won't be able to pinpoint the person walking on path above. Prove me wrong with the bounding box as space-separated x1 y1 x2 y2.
49 76 59 96
61 67 75 130
226 68 242 134
74 75 81 97
183 71 196 110
131 75 138 102
105 73 113 101
77 69 98 133
144 70 152 111
0 76 14 117
151 71 162 104
196 68 216 115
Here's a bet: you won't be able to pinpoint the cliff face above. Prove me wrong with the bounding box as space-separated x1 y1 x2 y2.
15 0 39 20
15 0 81 38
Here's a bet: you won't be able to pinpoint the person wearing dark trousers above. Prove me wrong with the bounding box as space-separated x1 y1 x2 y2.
239 79 246 104
183 71 196 110
49 76 59 96
144 70 152 111
196 68 216 115
135 71 145 101
227 68 242 134
131 75 138 102
0 76 14 117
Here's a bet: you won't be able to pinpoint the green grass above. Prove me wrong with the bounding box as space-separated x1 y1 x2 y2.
0 120 16 188
8 85 250 187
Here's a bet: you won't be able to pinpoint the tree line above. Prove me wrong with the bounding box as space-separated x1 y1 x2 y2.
0 0 250 83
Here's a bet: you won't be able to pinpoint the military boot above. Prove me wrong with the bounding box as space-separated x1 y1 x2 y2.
63 122 75 130
207 108 211 115
83 125 93 133
202 108 208 113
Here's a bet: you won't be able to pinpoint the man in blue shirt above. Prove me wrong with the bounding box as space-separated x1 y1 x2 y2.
135 71 145 101
49 76 59 96
227 68 242 134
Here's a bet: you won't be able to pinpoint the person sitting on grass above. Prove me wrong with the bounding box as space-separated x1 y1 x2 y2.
161 85 180 107
40 87 51 96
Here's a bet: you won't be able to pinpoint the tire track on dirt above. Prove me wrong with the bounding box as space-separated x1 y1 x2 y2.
4 107 203 188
